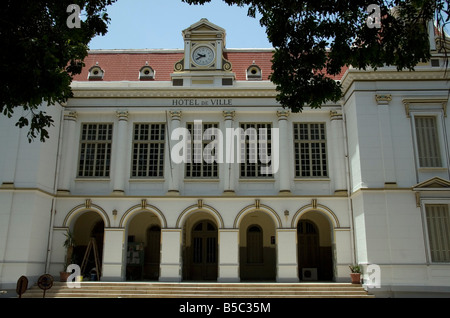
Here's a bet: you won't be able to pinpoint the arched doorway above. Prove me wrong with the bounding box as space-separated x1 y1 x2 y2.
239 211 276 281
126 212 161 281
297 213 333 281
183 214 218 281
71 211 104 278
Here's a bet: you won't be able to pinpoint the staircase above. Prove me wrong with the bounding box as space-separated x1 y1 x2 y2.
21 282 374 298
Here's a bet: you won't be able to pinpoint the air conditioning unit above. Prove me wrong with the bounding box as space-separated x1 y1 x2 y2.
302 268 318 281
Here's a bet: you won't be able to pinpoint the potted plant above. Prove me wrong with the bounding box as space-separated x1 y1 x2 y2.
60 230 76 282
349 264 361 284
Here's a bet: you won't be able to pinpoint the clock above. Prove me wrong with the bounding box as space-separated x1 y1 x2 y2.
192 45 215 66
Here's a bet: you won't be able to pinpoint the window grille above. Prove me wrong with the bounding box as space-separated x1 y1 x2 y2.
293 123 328 177
426 205 450 262
78 123 113 177
131 123 165 178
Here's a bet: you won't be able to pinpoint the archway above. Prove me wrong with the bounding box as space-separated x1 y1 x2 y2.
182 212 218 281
71 211 105 278
126 211 162 281
297 212 333 281
239 211 276 281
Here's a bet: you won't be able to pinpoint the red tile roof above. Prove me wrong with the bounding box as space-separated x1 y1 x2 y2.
72 50 275 82
72 49 348 82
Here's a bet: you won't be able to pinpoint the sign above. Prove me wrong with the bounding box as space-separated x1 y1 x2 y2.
16 276 28 298
172 98 232 106
37 274 54 298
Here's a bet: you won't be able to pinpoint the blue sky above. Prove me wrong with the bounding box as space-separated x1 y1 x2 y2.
88 0 272 50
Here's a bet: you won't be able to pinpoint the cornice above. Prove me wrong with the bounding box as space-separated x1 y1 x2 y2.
340 67 450 95
70 82 278 99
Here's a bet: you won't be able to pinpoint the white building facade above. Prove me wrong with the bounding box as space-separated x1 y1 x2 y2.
0 19 449 297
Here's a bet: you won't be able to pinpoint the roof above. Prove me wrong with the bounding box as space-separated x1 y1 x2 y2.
72 49 276 82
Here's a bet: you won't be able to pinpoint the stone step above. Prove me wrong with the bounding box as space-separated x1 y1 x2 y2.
22 282 374 298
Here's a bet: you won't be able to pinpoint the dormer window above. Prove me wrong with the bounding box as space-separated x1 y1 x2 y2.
139 64 155 80
247 64 262 80
88 64 104 80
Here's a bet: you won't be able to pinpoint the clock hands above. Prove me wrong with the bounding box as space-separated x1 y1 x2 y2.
195 53 206 60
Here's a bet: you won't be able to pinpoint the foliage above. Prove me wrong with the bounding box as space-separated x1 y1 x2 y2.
349 264 361 273
184 0 449 112
63 229 76 268
0 0 116 142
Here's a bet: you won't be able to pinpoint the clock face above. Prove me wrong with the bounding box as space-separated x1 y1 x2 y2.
192 46 214 66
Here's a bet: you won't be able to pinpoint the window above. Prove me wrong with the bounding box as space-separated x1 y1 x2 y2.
78 123 113 177
293 123 328 177
414 116 442 167
131 123 165 178
425 204 450 262
240 123 273 178
185 122 219 178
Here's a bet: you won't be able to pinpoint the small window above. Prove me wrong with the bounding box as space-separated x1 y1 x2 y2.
414 116 442 167
88 64 104 80
425 204 450 262
247 65 262 80
139 65 155 80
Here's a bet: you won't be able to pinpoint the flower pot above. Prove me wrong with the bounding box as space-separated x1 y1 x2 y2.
60 271 71 282
350 273 361 284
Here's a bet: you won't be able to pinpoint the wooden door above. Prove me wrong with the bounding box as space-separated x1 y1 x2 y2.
190 220 218 280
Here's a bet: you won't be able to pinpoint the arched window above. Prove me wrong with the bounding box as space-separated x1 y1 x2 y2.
246 65 262 80
247 225 263 263
88 64 104 80
139 65 155 80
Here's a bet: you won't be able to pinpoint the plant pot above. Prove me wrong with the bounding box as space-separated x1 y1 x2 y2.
350 273 361 284
60 271 71 282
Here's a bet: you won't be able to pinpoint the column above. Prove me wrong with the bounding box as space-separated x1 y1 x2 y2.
101 228 125 281
276 229 299 282
223 110 235 194
159 229 182 282
330 110 348 194
218 229 240 282
167 110 182 195
112 111 129 195
58 111 78 193
376 94 397 186
334 228 354 282
277 110 291 194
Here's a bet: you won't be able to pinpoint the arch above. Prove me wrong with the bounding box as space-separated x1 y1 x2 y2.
291 203 340 229
120 203 167 228
176 203 224 229
63 203 111 228
234 202 282 229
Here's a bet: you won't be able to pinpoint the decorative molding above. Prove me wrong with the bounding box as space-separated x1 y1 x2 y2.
116 110 129 121
375 94 392 104
330 110 342 120
222 110 235 120
64 111 78 121
169 110 182 120
276 109 290 120
403 98 448 117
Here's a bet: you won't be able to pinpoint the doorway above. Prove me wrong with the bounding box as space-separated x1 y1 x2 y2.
297 216 333 281
185 220 218 280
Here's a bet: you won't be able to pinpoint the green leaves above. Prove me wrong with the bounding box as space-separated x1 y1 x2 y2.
184 0 445 113
0 0 116 142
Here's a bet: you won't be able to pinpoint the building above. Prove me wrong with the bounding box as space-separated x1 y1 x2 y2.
0 18 449 297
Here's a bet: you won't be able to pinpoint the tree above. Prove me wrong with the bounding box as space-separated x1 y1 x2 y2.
0 0 116 142
184 0 449 112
